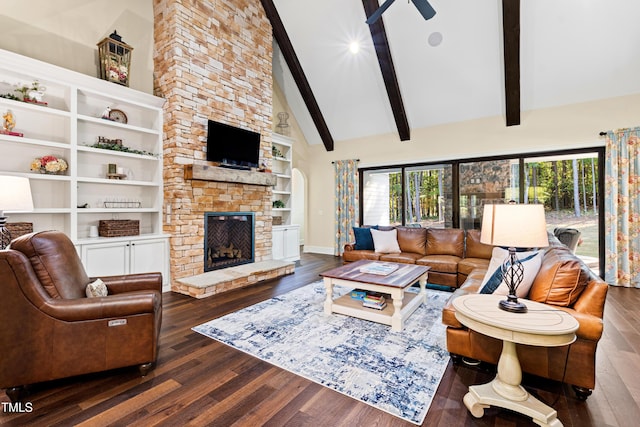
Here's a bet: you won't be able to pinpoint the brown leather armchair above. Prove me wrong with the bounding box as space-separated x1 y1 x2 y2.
0 231 162 402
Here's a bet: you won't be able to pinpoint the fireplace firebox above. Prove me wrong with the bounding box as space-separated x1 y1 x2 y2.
204 212 254 272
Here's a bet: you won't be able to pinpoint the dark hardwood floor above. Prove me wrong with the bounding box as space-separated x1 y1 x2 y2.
1 252 639 426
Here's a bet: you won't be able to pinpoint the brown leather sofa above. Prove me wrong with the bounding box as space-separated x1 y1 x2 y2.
442 233 608 399
343 227 493 288
0 231 163 402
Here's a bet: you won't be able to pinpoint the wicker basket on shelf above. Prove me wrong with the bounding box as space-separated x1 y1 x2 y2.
6 222 34 239
98 220 139 237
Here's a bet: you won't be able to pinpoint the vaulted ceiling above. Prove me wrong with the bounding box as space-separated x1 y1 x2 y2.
268 0 640 151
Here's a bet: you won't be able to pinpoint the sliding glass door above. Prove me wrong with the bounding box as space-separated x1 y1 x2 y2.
458 159 519 230
524 153 600 272
362 165 453 227
404 165 452 228
359 148 603 274
362 168 402 226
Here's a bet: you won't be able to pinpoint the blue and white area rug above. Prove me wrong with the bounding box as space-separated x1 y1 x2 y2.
192 281 451 425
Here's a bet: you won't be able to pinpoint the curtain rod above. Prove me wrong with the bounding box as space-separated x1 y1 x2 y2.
600 127 638 136
331 159 360 164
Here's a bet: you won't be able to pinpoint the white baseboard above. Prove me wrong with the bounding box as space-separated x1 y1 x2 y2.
302 245 335 255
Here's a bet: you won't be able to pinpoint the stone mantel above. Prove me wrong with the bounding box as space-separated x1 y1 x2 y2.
184 164 277 186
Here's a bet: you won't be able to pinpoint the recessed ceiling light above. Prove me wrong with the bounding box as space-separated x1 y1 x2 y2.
349 41 360 54
428 32 443 47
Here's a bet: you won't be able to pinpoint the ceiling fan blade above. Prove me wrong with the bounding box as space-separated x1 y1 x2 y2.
365 0 397 25
411 0 436 20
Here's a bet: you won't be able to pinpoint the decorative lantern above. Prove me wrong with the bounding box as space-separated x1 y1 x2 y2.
97 31 133 87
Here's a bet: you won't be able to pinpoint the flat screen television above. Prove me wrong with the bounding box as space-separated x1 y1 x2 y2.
206 120 261 169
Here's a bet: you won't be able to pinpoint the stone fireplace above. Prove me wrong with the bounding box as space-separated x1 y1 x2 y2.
153 0 276 286
204 212 254 271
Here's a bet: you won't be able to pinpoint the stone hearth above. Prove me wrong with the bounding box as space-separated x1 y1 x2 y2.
173 260 294 299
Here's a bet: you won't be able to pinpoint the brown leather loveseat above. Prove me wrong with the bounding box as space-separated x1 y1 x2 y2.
442 233 608 399
0 231 163 402
343 226 493 288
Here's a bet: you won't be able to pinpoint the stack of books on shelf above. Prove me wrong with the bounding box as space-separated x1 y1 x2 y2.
362 293 387 310
350 290 390 310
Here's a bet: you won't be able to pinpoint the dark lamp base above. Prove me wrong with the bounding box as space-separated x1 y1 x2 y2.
499 298 528 313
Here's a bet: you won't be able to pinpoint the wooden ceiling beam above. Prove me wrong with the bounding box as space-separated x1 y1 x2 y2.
362 0 411 141
261 0 334 151
502 0 521 126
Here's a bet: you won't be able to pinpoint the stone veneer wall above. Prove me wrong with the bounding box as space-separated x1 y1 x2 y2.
153 0 274 282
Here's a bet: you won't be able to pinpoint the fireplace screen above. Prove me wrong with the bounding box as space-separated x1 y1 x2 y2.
204 212 254 271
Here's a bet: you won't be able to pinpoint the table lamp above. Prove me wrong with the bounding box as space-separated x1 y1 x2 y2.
480 203 549 313
0 175 34 249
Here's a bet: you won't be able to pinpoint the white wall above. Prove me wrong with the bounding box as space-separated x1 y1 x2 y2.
291 168 305 244
0 0 154 93
303 94 640 253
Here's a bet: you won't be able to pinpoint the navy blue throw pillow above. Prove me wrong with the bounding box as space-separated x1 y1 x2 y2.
353 226 378 250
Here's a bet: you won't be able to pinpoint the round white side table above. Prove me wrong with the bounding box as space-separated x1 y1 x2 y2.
453 294 579 427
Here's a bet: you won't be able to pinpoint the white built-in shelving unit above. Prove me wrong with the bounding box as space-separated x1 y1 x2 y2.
0 49 170 288
271 133 299 262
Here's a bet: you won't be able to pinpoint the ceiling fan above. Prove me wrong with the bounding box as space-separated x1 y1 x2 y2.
365 0 436 25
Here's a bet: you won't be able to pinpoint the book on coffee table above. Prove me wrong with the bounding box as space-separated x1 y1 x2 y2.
359 262 399 276
363 300 387 310
363 294 387 310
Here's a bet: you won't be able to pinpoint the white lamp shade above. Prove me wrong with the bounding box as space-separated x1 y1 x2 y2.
480 204 549 248
0 176 34 211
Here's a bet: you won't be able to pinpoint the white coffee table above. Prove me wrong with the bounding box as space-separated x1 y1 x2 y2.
453 294 579 427
321 260 430 331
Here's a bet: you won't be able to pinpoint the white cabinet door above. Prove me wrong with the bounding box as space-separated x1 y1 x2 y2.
283 226 300 261
130 238 168 278
81 237 170 287
272 227 285 260
82 241 129 277
272 225 299 262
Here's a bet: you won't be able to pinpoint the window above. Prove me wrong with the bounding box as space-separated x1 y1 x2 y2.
459 159 519 229
362 165 452 227
362 168 401 226
404 165 451 228
524 153 600 271
358 147 603 274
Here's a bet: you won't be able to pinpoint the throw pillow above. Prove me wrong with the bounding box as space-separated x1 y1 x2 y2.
478 247 542 297
353 226 378 250
86 278 108 298
370 228 401 254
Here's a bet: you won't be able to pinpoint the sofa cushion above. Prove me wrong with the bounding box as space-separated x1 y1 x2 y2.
379 253 421 263
465 229 494 259
371 228 401 253
342 249 381 262
478 247 542 297
353 226 378 250
416 254 460 274
528 247 589 307
426 228 464 257
458 258 490 277
396 227 428 255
